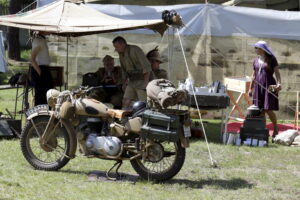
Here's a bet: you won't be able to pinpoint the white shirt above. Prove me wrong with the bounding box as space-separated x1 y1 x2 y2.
32 37 50 66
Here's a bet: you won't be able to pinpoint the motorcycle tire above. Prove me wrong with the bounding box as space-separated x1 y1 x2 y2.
130 140 185 182
20 115 73 171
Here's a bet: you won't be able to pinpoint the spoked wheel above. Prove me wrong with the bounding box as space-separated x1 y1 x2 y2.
130 140 185 182
20 115 72 171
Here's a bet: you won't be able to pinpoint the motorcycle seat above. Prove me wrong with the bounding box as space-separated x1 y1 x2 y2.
107 109 132 119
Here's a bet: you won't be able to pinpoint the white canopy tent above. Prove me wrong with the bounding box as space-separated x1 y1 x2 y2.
40 0 300 40
0 0 167 36
89 3 300 40
0 0 169 84
2 0 300 81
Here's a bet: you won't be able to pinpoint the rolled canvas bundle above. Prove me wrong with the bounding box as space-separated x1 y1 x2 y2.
146 79 187 109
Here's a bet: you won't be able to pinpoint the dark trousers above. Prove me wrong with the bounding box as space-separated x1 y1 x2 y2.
31 65 53 106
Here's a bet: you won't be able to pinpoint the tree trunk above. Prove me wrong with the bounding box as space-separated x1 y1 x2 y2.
7 0 21 60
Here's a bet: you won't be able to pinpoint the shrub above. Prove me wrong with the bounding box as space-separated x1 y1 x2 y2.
0 72 7 84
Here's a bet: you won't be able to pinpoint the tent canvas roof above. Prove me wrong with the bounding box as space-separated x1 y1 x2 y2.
0 0 167 36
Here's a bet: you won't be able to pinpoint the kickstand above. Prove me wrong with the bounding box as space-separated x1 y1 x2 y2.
106 160 123 181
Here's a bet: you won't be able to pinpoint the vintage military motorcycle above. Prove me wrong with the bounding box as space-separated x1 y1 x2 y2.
20 85 191 181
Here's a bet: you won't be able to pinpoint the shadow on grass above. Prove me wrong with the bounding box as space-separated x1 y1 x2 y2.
58 169 255 189
58 169 139 183
58 169 89 176
166 178 254 189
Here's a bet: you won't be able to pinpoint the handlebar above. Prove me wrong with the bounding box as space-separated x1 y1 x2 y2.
73 85 105 96
56 85 108 104
54 86 101 115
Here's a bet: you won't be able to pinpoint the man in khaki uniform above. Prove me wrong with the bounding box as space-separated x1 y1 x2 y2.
90 55 123 108
147 47 168 80
112 36 152 110
96 55 123 86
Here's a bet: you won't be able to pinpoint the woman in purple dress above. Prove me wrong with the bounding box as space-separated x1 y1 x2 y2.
248 41 282 141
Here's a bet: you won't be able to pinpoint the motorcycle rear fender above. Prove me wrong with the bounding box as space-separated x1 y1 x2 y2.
26 110 77 159
179 131 190 148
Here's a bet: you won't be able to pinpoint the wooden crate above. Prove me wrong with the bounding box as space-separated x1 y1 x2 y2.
224 76 251 93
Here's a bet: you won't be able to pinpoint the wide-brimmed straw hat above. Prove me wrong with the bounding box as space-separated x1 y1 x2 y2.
147 47 163 63
251 40 274 56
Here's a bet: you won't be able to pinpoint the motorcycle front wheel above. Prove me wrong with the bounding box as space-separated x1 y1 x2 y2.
20 115 72 171
130 140 185 182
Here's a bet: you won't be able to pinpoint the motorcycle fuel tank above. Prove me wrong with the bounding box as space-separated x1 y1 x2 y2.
75 98 109 117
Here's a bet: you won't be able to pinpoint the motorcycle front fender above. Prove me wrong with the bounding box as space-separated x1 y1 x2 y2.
60 118 77 159
27 110 54 121
26 109 77 159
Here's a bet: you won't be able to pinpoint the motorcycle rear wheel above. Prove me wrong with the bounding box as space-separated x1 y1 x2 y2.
130 140 185 182
20 115 72 171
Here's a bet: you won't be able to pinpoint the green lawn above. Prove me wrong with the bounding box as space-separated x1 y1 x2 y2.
0 138 299 200
0 88 299 200
0 88 33 121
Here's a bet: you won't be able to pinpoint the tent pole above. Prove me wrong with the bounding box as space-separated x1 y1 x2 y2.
65 36 69 90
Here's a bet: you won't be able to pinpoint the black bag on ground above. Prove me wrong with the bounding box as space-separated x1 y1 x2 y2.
8 73 22 86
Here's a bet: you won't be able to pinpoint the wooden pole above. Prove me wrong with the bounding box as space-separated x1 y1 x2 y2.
65 36 69 90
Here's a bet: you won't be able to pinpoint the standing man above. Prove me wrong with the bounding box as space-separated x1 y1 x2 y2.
112 36 151 109
30 31 53 106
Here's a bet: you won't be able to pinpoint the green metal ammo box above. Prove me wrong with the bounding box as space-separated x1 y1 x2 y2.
141 109 188 142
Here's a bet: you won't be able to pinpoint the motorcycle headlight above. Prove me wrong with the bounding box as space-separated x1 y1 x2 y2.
46 89 60 108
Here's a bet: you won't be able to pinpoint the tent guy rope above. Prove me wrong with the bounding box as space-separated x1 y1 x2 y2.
176 28 218 168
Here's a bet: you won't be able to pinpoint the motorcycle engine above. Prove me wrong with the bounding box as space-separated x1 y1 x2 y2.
85 134 122 156
78 117 116 156
86 117 103 134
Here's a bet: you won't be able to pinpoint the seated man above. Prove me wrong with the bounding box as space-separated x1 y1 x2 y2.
90 55 123 109
147 47 168 80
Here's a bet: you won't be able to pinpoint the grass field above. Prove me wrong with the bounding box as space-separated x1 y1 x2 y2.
0 89 300 200
0 88 33 121
0 137 299 200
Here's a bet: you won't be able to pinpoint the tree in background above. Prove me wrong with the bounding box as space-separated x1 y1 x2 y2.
7 0 34 61
7 0 21 60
